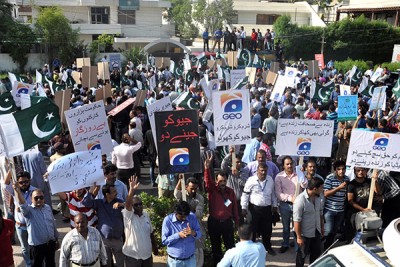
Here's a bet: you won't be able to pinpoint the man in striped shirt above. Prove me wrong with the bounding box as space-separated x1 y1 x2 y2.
323 160 349 250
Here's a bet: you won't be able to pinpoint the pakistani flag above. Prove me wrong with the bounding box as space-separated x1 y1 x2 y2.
36 70 43 85
351 68 363 85
237 48 252 67
215 52 228 66
21 95 47 110
232 76 249 90
65 73 76 88
0 97 62 157
185 70 195 84
360 80 375 98
312 80 335 103
252 54 268 69
190 55 198 68
8 72 30 84
392 78 400 99
172 92 200 109
170 60 184 77
0 92 17 114
197 53 208 68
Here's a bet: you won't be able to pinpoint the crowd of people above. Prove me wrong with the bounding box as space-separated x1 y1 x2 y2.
1 40 400 267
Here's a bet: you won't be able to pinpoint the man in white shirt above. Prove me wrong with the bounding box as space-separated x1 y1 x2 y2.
122 177 158 266
241 162 277 256
60 213 107 267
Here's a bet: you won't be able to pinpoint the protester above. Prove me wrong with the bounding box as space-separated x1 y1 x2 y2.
0 208 15 267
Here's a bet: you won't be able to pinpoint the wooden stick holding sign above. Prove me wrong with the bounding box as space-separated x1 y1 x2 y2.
367 169 378 210
231 146 236 172
294 156 304 200
180 174 187 202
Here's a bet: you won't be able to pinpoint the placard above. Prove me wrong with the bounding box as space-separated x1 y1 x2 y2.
212 89 251 146
347 130 400 172
306 60 320 78
109 54 121 70
65 101 113 155
270 62 279 73
271 75 286 102
227 51 238 68
11 81 34 107
98 62 110 80
340 84 351 96
285 67 297 87
245 67 257 84
107 97 135 117
314 54 325 68
147 97 173 152
47 150 104 194
82 66 98 88
76 58 91 68
338 95 357 121
265 71 278 85
230 69 246 87
369 86 386 111
275 119 334 157
154 110 201 174
71 71 82 85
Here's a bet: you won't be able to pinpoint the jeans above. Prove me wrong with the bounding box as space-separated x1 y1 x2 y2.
149 166 156 184
167 255 196 267
324 210 344 250
295 231 322 267
279 201 293 248
103 238 124 267
16 226 31 267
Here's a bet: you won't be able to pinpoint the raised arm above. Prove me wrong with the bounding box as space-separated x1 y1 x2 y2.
125 176 140 211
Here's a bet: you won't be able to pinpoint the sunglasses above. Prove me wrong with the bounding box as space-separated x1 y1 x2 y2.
18 180 30 185
34 196 44 201
133 202 143 207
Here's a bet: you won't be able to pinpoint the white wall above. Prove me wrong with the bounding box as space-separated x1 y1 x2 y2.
0 54 49 72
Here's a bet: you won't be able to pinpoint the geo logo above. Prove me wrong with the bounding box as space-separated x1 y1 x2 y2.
87 141 101 150
373 133 389 151
221 92 242 113
297 138 312 155
169 148 190 166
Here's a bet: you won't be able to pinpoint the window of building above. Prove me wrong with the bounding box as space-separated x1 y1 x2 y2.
118 9 136 24
91 7 110 24
256 14 279 25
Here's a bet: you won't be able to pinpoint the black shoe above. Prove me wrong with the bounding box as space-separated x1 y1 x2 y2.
267 248 276 256
52 209 60 215
152 183 158 187
279 246 289 253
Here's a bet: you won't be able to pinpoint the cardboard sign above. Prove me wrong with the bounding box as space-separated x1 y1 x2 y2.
270 62 279 73
227 51 238 68
134 90 147 107
338 95 358 121
76 58 91 68
147 97 173 152
65 101 113 155
98 62 110 80
108 97 135 117
369 86 386 111
155 110 201 174
347 130 400 172
71 71 82 85
82 66 98 88
245 67 257 84
212 89 252 146
306 60 320 78
275 119 334 157
265 71 278 85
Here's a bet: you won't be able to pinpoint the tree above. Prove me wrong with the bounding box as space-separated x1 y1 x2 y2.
90 34 114 53
193 0 237 33
122 47 146 67
35 6 80 68
168 0 198 39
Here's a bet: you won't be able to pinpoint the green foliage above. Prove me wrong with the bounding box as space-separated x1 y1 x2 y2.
35 6 80 67
58 41 88 66
90 34 114 53
273 14 400 64
139 192 176 255
169 0 198 39
334 58 370 73
122 47 146 67
377 62 400 72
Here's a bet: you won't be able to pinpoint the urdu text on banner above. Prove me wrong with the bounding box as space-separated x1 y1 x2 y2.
212 89 252 146
346 130 400 172
275 119 334 157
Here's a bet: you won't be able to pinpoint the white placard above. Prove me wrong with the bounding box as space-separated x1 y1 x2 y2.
20 94 31 110
285 67 297 87
230 69 246 87
340 84 351 96
212 89 251 146
275 119 334 157
346 130 400 172
147 97 173 152
271 75 287 102
370 67 383 83
47 150 104 194
369 86 386 111
65 101 113 155
12 81 34 107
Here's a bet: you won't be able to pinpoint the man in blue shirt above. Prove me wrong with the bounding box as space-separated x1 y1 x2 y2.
251 108 261 138
203 29 209 52
162 201 201 266
212 28 223 52
217 223 266 267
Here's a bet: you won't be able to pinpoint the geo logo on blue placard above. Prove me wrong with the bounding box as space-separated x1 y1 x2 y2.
373 133 389 151
87 141 101 150
297 138 312 155
169 148 190 166
221 93 242 113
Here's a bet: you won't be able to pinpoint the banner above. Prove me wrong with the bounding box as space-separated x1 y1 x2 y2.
65 101 113 155
369 86 386 111
339 84 351 96
47 150 104 194
212 89 251 146
12 81 34 107
108 97 135 116
230 69 246 87
109 54 121 70
370 67 383 83
275 119 334 157
271 75 287 102
314 54 325 68
154 110 201 174
347 130 400 172
147 97 173 152
284 67 297 87
338 95 358 121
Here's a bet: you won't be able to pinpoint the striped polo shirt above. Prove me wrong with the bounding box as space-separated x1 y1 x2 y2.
323 173 349 212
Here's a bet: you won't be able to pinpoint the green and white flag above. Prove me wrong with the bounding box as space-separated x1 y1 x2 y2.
0 97 62 157
36 70 43 85
360 80 375 98
232 76 249 90
21 94 47 110
237 48 252 67
350 68 362 85
196 52 208 68
392 78 400 99
312 79 335 103
0 91 17 115
215 52 228 66
253 54 268 68
170 60 184 77
172 92 200 109
8 72 30 85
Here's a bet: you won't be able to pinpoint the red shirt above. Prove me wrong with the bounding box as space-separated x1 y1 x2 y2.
0 218 14 267
204 168 239 225
251 32 257 41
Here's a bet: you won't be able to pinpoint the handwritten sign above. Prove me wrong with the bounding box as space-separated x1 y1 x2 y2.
338 95 357 121
340 85 351 96
369 86 386 111
147 97 173 152
347 130 400 172
370 67 383 83
212 89 251 146
65 101 113 155
275 119 334 157
230 69 246 87
47 150 104 194
155 110 201 174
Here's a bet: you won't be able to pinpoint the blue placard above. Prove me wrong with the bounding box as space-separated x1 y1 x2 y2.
338 95 358 121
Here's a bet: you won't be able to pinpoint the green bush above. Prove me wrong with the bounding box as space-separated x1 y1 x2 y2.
334 58 371 73
377 62 400 72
